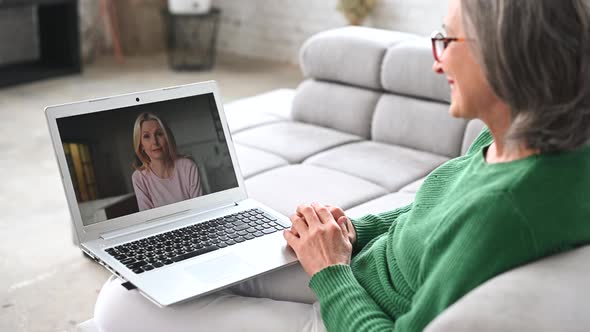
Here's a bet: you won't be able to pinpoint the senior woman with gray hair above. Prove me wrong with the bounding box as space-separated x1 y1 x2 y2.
94 0 590 331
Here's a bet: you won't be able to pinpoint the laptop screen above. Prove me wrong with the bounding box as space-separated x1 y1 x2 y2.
56 93 239 226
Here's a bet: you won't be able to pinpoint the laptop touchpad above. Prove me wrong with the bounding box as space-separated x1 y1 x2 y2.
185 253 255 285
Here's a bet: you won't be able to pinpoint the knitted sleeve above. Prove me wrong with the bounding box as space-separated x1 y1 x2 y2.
351 204 412 254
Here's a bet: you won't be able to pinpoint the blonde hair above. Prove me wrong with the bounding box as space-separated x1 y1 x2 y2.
132 112 180 171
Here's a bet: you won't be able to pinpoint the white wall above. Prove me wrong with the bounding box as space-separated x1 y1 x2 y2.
79 0 448 65
214 0 448 64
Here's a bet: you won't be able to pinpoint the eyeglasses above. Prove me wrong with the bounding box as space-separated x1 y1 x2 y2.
431 31 466 62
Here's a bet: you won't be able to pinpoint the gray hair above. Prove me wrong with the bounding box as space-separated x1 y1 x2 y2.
461 0 590 153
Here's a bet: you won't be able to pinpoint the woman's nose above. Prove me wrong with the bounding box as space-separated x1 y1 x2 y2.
432 60 444 74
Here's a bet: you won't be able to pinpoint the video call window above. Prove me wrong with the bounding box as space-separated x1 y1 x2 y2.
57 93 238 226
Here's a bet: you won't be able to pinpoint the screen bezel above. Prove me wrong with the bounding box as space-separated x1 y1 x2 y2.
45 81 247 244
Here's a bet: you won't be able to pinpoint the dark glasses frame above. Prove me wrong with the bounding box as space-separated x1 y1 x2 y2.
431 31 466 62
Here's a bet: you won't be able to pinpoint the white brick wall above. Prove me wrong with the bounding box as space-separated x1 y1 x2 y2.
372 0 448 34
214 0 447 64
80 0 447 65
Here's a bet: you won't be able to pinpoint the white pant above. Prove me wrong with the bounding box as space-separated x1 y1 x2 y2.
94 263 327 332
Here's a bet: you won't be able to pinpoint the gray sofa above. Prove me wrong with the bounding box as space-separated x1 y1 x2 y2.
223 27 590 331
79 27 590 331
226 27 479 219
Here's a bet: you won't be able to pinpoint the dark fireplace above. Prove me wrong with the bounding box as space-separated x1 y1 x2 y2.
0 0 81 88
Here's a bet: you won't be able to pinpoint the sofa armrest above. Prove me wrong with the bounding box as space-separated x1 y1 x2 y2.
425 245 590 332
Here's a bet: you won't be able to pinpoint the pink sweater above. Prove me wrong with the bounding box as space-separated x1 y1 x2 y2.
132 158 203 211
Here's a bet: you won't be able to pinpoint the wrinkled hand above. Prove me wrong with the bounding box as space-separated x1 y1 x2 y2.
283 203 354 277
325 204 356 246
289 204 356 246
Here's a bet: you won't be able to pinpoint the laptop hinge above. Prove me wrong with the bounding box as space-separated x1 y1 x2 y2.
100 202 239 241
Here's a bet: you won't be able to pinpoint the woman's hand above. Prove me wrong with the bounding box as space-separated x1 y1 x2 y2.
283 203 354 277
289 204 357 246
325 204 357 246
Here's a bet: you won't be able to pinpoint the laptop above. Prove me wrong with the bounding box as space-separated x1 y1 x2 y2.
45 81 298 306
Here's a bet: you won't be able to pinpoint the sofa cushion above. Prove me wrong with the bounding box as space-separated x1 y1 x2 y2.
224 89 294 133
345 192 415 219
382 38 451 103
299 26 417 90
372 94 467 158
304 142 448 192
233 122 361 163
461 119 487 155
245 165 388 216
292 79 381 138
425 245 590 332
399 177 426 194
234 143 288 179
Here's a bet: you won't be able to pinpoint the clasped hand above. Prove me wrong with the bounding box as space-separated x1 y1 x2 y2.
283 203 356 277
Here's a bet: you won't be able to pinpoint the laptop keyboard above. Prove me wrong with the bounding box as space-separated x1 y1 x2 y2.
104 208 288 274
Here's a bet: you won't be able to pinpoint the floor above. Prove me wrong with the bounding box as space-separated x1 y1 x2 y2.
0 54 302 332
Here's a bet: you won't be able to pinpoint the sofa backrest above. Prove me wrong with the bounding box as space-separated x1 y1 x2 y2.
373 38 467 158
372 95 466 158
291 79 381 138
381 38 450 103
293 27 413 139
293 26 471 157
298 27 415 90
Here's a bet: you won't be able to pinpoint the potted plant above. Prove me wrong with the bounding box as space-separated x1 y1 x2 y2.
337 0 377 26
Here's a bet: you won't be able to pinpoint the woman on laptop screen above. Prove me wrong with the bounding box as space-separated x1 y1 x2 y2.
131 112 203 211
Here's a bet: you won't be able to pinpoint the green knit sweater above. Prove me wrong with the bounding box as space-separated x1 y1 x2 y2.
309 128 590 331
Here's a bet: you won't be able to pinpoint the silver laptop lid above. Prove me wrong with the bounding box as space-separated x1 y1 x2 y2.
45 81 247 244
